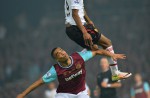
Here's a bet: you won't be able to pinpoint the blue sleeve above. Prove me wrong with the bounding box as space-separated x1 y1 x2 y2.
144 82 150 92
130 88 135 97
42 66 57 83
78 50 93 62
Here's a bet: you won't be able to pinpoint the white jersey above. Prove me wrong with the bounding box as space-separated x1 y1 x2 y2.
64 0 86 25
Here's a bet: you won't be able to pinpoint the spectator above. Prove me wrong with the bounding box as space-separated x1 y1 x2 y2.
130 73 150 98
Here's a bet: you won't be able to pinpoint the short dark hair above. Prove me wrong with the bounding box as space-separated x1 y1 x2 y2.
51 47 59 59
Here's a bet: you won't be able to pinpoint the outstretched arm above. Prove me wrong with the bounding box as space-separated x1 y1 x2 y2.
17 78 44 98
92 49 126 60
84 9 93 25
17 66 57 98
78 49 126 62
101 80 122 88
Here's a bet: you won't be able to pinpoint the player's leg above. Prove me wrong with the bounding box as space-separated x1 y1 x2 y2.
79 25 123 80
97 34 132 81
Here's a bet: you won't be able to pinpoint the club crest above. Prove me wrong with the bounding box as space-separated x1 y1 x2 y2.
76 63 81 69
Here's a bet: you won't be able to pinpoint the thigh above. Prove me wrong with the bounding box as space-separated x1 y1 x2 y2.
98 34 112 49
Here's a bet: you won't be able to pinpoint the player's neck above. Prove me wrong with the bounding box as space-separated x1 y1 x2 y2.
136 81 142 86
102 68 109 72
59 58 71 67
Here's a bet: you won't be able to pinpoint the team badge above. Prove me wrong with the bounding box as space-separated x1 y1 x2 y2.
76 63 81 69
63 72 67 76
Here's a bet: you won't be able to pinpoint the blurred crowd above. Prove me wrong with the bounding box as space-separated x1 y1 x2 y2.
0 0 150 98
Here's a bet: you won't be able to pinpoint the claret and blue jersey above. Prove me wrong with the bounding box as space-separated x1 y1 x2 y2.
42 50 93 94
130 82 150 98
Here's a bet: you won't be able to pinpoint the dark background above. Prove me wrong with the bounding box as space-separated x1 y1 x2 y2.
0 0 150 98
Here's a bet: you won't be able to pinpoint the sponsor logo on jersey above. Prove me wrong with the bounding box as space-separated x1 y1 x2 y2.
65 69 82 81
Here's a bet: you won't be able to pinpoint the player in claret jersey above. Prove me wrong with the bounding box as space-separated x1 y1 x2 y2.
17 47 126 98
64 0 132 81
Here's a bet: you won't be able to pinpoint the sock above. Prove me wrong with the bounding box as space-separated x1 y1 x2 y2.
106 45 119 76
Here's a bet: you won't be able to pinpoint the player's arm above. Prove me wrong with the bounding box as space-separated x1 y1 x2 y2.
17 66 57 98
17 78 44 98
72 9 93 46
84 9 93 25
72 9 87 34
78 49 126 62
92 49 126 60
101 81 122 88
94 85 100 97
71 0 93 46
130 88 135 98
143 82 150 98
146 92 150 98
84 9 99 33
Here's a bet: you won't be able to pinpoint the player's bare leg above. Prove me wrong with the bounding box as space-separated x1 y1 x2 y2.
97 34 132 81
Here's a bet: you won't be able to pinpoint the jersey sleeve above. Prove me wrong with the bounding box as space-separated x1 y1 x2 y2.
143 82 150 92
71 0 81 9
77 49 93 62
42 66 57 83
130 88 135 97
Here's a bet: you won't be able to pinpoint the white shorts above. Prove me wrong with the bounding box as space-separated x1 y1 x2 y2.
55 90 90 98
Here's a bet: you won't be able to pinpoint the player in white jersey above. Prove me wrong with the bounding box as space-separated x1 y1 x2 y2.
64 0 132 81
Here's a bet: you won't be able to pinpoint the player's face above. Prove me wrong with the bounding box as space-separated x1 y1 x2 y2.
134 74 142 83
100 58 109 71
53 48 69 62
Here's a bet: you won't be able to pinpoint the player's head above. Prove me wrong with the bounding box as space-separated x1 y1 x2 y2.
51 47 69 62
134 73 142 83
100 57 109 71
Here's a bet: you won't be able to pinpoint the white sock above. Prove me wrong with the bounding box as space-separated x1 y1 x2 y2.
106 46 119 76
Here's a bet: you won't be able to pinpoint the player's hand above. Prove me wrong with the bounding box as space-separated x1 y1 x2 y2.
16 93 24 98
112 54 126 60
101 82 108 88
83 33 93 47
88 21 99 32
91 44 99 51
93 89 99 96
88 21 94 26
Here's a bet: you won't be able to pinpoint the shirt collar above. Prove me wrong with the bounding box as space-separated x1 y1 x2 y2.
57 56 73 68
